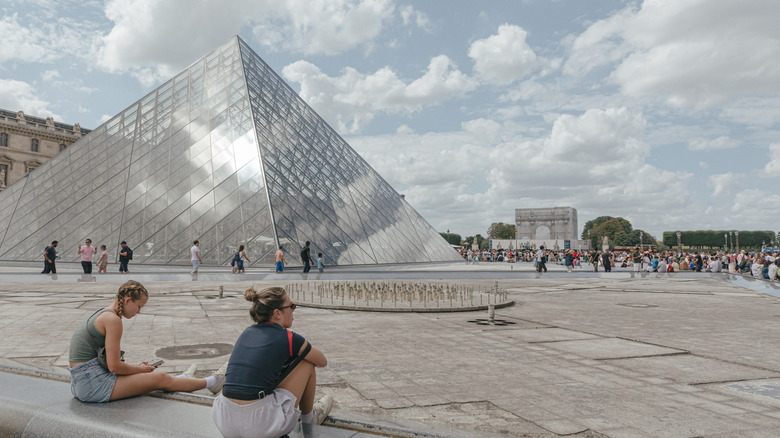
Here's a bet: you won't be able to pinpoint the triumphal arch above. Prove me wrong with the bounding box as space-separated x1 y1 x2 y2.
515 207 578 241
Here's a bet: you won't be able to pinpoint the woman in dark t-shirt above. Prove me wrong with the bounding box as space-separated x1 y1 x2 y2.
212 286 332 438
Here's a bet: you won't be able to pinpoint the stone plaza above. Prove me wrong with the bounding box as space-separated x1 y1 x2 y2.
2 261 780 437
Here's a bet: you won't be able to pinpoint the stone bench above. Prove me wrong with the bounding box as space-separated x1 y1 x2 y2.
0 370 366 438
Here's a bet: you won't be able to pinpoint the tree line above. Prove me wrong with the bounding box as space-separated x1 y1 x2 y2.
442 217 779 252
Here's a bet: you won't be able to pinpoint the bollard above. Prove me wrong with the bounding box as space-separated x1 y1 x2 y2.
219 285 224 299
488 304 495 324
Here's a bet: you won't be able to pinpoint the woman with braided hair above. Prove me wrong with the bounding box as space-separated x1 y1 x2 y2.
212 286 333 438
68 280 226 402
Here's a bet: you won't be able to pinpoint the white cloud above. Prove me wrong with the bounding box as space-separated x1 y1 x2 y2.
399 5 430 29
688 136 742 151
282 55 477 133
0 13 97 66
348 108 692 237
708 172 741 196
468 24 537 85
566 0 780 108
0 79 57 117
761 143 780 176
94 0 393 85
41 70 61 81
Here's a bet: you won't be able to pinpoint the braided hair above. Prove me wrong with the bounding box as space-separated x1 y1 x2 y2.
244 286 286 323
115 280 148 318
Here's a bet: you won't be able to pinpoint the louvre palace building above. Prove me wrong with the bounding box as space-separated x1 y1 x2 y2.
0 109 90 190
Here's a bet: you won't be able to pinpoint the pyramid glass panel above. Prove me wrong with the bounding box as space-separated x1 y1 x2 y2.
0 36 460 266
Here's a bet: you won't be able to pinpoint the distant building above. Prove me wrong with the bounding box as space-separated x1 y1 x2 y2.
0 108 90 190
490 206 590 251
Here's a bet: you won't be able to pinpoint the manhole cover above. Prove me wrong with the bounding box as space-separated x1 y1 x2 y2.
156 343 233 360
617 303 659 308
467 318 517 326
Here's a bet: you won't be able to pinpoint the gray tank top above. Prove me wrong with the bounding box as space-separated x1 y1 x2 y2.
68 309 114 363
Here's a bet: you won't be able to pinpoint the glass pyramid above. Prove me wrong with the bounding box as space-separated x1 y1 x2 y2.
0 36 461 267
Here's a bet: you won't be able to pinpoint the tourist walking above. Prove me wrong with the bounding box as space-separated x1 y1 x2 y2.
118 241 132 274
602 250 612 272
275 246 286 273
317 253 324 273
212 286 333 437
42 240 58 274
536 246 547 272
190 240 202 274
301 241 314 273
564 250 573 273
68 280 226 402
231 245 250 273
78 239 96 274
96 245 108 274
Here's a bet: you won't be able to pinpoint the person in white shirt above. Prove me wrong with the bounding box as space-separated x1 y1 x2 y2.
769 260 779 281
536 246 547 272
191 240 202 274
751 258 761 277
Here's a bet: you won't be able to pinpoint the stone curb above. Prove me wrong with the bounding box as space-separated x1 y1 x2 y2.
0 362 513 438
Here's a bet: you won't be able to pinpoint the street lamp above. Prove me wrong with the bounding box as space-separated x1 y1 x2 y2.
729 231 733 253
724 233 728 251
735 231 739 253
676 231 681 253
640 231 644 251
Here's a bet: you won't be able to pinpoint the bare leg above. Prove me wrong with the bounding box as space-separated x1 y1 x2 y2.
109 372 207 401
276 360 316 414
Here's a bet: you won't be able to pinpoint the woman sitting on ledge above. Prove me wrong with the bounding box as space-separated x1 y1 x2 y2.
68 280 225 402
212 286 333 438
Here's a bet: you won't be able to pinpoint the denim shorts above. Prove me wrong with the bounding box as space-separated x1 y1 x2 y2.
192 259 200 271
69 358 117 403
212 389 300 438
275 261 283 272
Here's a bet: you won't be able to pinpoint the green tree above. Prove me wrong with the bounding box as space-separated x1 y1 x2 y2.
487 222 516 239
439 232 462 247
465 234 488 250
584 217 634 249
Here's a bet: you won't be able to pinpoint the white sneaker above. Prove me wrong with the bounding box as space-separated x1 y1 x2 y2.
182 363 198 379
311 394 333 425
208 360 229 394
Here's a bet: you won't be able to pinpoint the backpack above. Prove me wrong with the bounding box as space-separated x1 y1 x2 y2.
231 252 240 266
126 247 133 260
300 247 309 261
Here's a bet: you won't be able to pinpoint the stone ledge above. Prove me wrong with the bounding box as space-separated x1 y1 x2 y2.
0 371 357 438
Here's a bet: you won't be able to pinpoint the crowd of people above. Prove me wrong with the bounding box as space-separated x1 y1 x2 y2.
459 247 780 281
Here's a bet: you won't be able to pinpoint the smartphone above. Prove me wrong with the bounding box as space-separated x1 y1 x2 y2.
150 359 164 367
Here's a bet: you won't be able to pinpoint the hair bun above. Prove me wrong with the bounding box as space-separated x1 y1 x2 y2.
244 287 258 302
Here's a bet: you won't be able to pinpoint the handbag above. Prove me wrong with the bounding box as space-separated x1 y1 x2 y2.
82 309 124 369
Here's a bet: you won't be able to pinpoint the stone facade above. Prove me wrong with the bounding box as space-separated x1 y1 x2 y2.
515 207 578 241
0 109 90 190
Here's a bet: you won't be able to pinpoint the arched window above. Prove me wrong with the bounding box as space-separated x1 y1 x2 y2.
0 133 7 147
31 138 39 152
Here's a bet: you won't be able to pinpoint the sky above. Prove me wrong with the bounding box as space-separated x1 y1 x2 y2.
2 0 779 241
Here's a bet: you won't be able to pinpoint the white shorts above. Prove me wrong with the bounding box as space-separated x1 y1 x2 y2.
191 259 200 271
212 389 300 438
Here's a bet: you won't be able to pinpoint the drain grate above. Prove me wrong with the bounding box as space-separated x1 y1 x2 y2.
617 303 659 308
467 318 517 326
155 343 233 360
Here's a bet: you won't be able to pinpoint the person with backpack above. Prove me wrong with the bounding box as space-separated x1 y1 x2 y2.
231 245 249 273
300 241 314 273
118 241 132 274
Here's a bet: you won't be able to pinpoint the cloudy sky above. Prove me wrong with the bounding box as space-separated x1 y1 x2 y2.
2 0 779 240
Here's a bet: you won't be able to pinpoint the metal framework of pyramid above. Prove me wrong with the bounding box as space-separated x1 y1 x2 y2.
0 36 461 267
